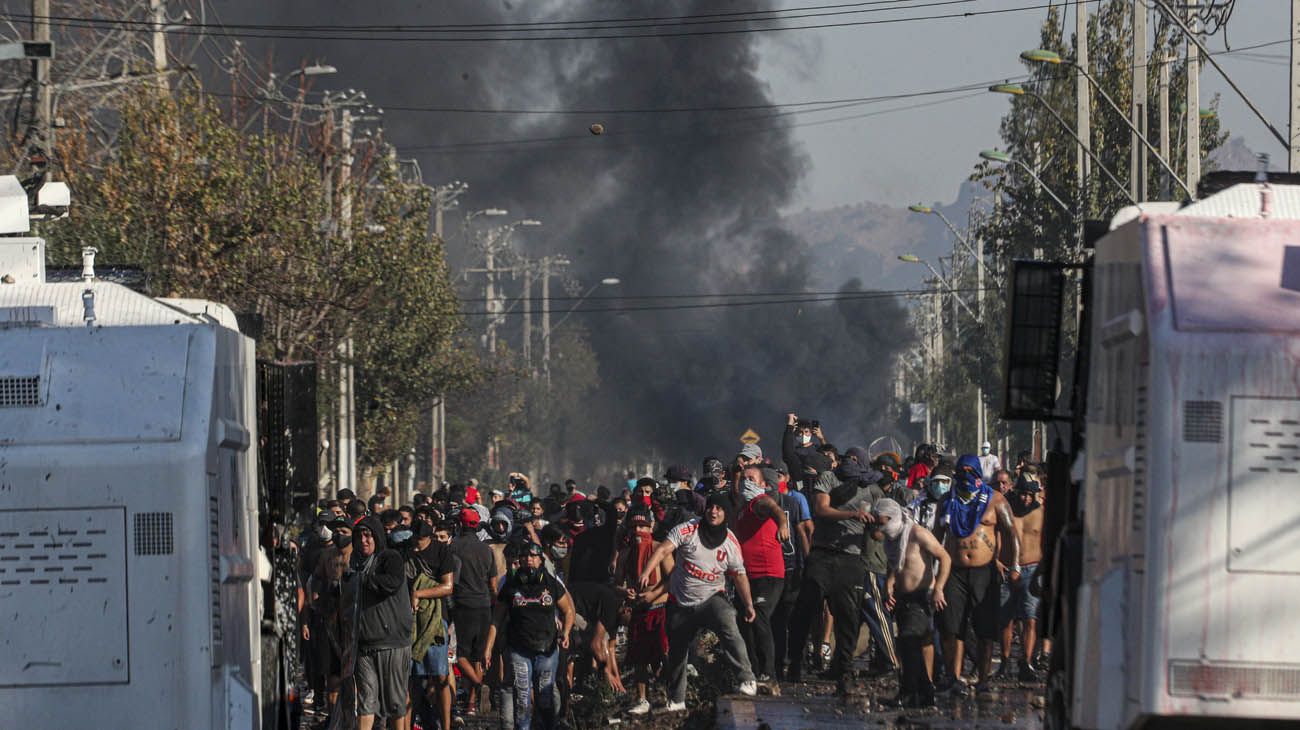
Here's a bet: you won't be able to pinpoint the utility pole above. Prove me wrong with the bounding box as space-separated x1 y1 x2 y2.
335 106 357 495
484 244 497 353
151 0 168 90
541 256 552 384
1160 51 1172 199
1132 0 1148 201
339 109 353 243
1186 0 1201 194
32 0 51 165
522 259 533 368
1291 0 1300 172
1076 0 1091 212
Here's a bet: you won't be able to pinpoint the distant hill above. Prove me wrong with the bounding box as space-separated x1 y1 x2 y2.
1208 135 1275 173
784 179 989 292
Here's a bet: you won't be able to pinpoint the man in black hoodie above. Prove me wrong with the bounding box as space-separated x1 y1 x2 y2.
352 516 413 730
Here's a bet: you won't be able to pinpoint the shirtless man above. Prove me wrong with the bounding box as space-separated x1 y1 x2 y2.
873 499 951 708
998 469 1045 681
938 454 1020 694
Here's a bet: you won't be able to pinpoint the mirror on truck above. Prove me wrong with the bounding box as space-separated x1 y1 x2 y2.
1002 259 1068 421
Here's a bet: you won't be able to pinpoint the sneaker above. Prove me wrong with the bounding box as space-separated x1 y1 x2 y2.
665 700 687 712
993 658 1015 680
1018 660 1039 683
739 680 757 696
974 681 993 696
628 699 651 715
820 643 833 667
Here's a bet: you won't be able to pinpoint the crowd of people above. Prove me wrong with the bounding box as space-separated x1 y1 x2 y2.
279 414 1050 730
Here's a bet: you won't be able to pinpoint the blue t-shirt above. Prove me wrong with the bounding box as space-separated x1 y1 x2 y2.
779 489 812 572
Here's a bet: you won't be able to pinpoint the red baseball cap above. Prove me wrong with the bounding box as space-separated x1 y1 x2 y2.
459 509 481 529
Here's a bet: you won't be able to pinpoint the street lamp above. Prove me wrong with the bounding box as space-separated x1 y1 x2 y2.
989 82 1138 207
541 276 620 385
548 277 621 334
1020 49 1193 200
897 255 976 318
287 64 337 80
906 204 985 274
979 149 1074 217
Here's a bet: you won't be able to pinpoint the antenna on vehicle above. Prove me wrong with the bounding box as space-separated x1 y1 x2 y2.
1257 153 1272 218
81 247 98 282
81 289 96 326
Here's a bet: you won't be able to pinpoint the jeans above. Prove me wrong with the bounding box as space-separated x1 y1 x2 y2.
737 576 784 678
509 647 559 730
666 593 755 703
861 570 898 668
787 549 866 679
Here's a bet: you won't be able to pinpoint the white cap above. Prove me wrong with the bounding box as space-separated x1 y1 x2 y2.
981 441 991 449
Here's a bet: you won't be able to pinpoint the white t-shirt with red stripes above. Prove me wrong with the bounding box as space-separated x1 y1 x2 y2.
666 519 746 607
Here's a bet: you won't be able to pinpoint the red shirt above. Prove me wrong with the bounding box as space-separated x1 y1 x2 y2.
734 499 784 579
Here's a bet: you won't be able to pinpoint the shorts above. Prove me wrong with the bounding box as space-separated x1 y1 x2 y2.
999 562 1041 627
940 563 1000 641
451 606 492 661
893 590 934 645
626 603 668 666
356 645 412 717
411 623 451 677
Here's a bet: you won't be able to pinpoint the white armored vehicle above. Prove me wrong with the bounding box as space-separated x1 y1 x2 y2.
0 179 266 730
1005 178 1300 729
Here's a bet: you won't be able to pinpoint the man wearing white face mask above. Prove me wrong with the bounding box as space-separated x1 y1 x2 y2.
733 465 791 687
977 442 1001 482
782 413 827 490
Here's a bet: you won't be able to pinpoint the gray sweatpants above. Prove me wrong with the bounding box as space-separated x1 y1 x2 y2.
665 593 754 703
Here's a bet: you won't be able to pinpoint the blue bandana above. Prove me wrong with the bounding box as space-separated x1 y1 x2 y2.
946 454 991 538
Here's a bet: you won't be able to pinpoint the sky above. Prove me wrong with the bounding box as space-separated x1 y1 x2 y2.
758 0 1289 211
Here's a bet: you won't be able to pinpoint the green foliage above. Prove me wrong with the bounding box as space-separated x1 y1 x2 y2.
42 90 476 467
909 1 1227 449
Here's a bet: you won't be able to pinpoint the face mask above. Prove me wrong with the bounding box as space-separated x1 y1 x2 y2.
551 545 569 559
517 566 540 583
981 447 990 456
800 434 812 446
742 479 765 502
333 532 350 547
927 479 951 500
318 525 333 541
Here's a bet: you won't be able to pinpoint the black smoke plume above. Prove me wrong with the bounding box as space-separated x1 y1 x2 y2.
217 1 910 472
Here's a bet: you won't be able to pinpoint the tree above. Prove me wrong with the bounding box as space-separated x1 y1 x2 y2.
909 1 1227 451
39 90 476 470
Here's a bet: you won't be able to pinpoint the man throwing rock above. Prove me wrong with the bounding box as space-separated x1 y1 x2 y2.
640 493 758 711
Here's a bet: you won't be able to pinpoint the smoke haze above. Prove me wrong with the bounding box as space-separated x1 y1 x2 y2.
216 1 911 471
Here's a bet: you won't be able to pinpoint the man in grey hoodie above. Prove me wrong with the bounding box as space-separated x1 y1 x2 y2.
352 516 413 730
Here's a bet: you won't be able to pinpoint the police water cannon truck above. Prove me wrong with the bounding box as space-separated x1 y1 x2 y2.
0 176 284 729
1003 176 1300 729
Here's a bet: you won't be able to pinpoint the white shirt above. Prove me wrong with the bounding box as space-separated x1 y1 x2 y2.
978 453 1001 481
666 519 745 607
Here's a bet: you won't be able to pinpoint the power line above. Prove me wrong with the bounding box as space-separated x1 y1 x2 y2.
457 287 988 316
18 2 1097 44
404 90 989 155
15 0 976 34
